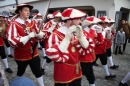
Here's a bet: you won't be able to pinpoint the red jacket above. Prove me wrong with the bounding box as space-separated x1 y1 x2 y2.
0 38 4 46
45 26 90 83
95 30 106 54
80 29 96 62
7 18 40 61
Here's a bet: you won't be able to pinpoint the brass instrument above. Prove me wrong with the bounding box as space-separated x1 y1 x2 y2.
0 23 6 38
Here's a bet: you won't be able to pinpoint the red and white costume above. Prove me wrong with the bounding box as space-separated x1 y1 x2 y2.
0 37 4 46
105 18 116 49
7 18 40 61
46 25 90 83
80 29 95 62
45 8 88 84
7 4 45 86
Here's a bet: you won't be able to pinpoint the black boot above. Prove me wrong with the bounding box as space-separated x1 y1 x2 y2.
115 46 118 55
41 69 45 75
119 46 123 55
8 54 13 58
0 72 2 77
5 68 13 73
105 74 116 79
119 82 129 86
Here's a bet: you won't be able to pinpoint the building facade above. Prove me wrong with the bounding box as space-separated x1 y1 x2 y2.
0 0 130 22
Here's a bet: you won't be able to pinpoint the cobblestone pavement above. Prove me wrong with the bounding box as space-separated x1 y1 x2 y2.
1 43 130 86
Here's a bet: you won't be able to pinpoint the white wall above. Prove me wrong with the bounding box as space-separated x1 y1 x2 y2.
0 4 15 12
114 0 130 11
108 3 115 20
114 0 130 22
17 0 41 4
0 0 15 7
30 0 114 16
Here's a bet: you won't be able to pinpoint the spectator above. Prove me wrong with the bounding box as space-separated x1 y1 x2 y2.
115 27 125 55
118 19 130 53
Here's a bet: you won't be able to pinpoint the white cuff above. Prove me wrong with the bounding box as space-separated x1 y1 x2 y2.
79 36 89 49
106 33 111 39
20 35 30 45
58 38 70 53
36 31 45 39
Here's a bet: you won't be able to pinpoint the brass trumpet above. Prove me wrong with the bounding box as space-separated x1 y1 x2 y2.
0 22 6 38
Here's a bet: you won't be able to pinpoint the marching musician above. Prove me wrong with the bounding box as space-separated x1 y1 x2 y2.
7 4 45 86
41 11 62 74
93 16 116 79
45 8 89 86
105 18 119 69
2 14 14 58
0 15 13 73
81 16 103 86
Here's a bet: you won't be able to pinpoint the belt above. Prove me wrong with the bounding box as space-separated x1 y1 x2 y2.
64 63 79 74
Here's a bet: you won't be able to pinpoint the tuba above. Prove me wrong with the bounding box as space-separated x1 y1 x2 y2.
0 22 6 38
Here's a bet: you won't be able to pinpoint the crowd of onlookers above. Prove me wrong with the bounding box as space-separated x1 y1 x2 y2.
115 19 130 55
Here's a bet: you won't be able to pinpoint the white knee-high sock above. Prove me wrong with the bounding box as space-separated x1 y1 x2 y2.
38 42 41 48
90 84 95 86
102 65 110 76
107 56 114 66
36 76 44 86
2 58 9 68
42 48 46 56
42 59 47 69
121 72 130 84
7 47 11 55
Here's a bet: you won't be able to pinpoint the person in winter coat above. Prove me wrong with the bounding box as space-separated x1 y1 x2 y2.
118 19 130 53
115 27 125 55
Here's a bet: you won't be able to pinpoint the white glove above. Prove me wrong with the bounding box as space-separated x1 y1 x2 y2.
106 30 112 39
48 23 57 33
20 32 35 45
76 25 89 49
106 33 112 39
58 25 76 52
29 32 35 38
104 27 111 33
0 27 2 32
91 25 102 33
95 26 102 33
110 25 116 33
36 31 45 39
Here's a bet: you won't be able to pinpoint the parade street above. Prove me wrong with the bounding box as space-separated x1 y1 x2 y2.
0 43 130 86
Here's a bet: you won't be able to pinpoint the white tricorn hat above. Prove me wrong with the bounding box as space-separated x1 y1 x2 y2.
99 16 110 23
82 16 102 26
61 8 86 20
52 11 62 17
33 13 42 19
47 14 54 19
108 18 115 23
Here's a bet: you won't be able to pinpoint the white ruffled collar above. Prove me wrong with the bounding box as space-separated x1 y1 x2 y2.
57 25 68 35
15 17 31 24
